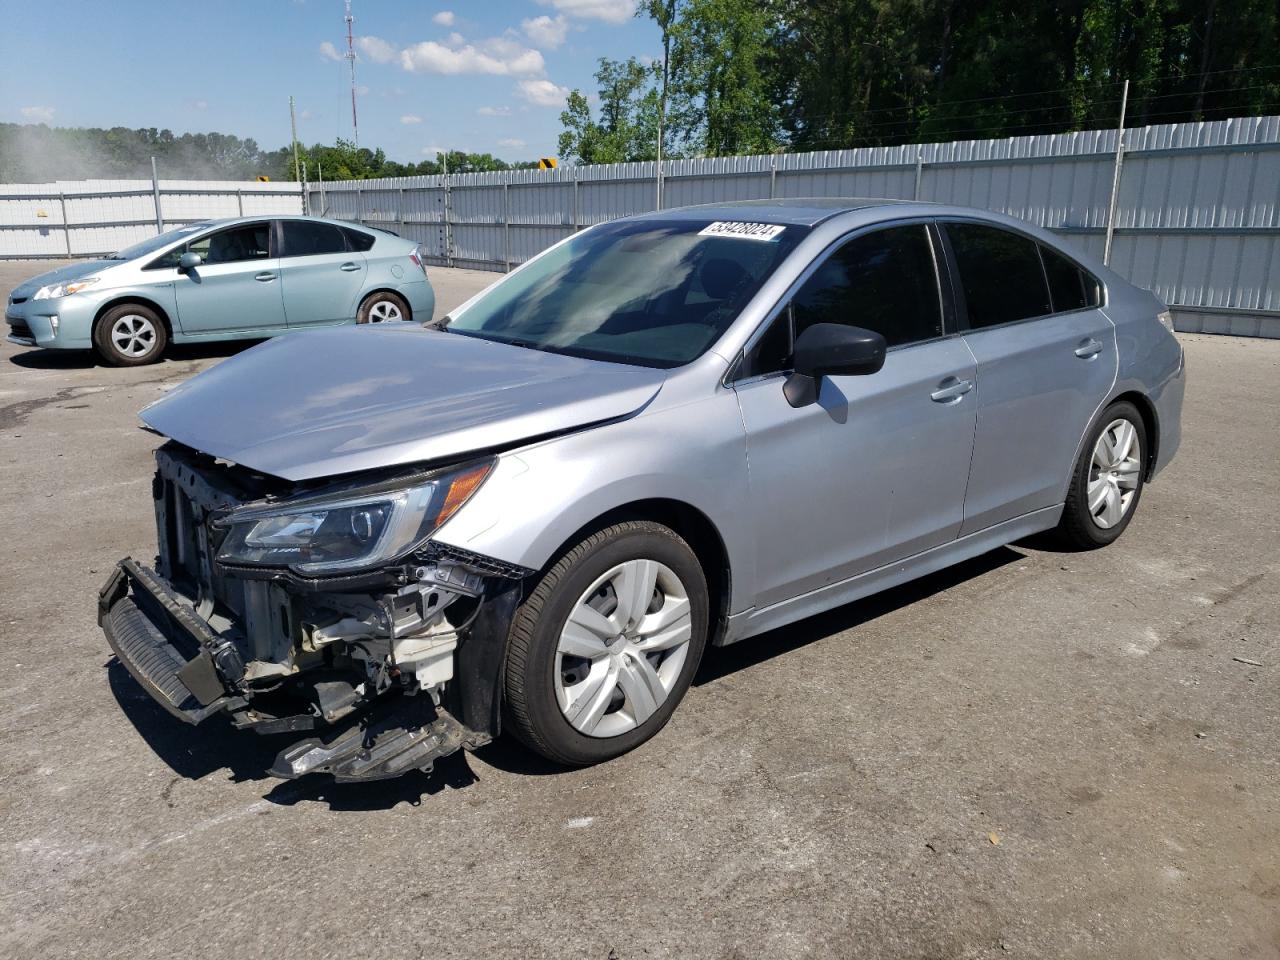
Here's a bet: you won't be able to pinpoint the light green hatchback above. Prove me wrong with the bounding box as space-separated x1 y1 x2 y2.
5 215 435 365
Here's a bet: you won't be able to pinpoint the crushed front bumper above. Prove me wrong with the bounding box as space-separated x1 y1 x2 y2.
99 557 506 782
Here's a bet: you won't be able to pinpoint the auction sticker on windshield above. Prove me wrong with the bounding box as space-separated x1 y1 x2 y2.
698 221 786 241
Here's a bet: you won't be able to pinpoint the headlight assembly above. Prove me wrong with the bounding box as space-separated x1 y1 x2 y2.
215 459 493 576
33 277 99 300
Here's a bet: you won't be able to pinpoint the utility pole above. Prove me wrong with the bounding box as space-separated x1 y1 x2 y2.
344 0 359 147
651 0 675 211
289 96 301 184
1103 79 1129 267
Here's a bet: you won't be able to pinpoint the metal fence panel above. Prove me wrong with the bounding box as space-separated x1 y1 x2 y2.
4 117 1280 337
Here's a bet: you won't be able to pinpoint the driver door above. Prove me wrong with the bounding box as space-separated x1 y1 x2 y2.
171 221 285 334
732 223 978 609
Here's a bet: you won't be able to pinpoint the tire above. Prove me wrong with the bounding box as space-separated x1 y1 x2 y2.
93 303 168 366
356 291 410 324
504 521 710 766
1056 400 1148 549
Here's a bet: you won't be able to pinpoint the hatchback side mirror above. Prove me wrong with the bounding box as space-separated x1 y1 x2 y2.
783 322 887 407
178 251 203 272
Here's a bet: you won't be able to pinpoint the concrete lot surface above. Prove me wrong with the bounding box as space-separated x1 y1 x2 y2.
1 259 1277 959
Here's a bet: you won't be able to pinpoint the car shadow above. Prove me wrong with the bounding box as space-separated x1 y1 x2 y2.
9 339 263 371
695 545 1025 686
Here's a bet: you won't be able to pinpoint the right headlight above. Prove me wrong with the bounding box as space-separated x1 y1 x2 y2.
214 459 493 576
33 277 99 300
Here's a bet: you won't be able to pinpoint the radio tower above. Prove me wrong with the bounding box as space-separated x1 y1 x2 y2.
344 0 359 147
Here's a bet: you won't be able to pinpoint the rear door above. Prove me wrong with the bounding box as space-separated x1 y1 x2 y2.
733 222 978 608
941 221 1116 535
276 220 368 327
168 221 284 334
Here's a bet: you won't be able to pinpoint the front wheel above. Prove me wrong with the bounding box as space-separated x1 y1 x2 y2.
93 304 167 366
503 521 710 766
1056 400 1148 548
356 291 410 324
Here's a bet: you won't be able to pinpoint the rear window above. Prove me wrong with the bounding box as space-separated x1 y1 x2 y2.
946 223 1052 329
280 220 347 257
342 227 376 252
1040 244 1092 313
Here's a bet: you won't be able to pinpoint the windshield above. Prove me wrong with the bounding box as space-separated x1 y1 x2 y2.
444 218 806 368
107 222 211 261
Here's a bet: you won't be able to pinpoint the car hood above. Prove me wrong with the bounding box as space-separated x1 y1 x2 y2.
9 260 117 298
140 325 667 481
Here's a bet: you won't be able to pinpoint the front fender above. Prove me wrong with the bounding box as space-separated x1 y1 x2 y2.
431 391 756 614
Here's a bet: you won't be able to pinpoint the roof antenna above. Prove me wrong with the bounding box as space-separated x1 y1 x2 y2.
344 0 359 147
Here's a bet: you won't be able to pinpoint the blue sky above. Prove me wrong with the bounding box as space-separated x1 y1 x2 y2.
4 0 656 161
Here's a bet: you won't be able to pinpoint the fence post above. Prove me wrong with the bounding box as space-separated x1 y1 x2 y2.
398 186 406 237
503 181 511 273
572 168 580 232
913 149 924 200
150 156 164 233
769 155 777 199
356 184 364 223
58 191 72 259
1103 79 1130 266
236 187 244 217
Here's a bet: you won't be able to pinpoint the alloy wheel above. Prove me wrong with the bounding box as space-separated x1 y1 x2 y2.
368 299 403 322
110 313 157 358
554 559 693 738
1088 418 1142 529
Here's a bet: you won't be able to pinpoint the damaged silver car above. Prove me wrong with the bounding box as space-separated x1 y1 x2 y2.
100 199 1185 781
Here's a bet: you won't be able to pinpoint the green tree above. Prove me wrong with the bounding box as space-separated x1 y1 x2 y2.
558 57 661 163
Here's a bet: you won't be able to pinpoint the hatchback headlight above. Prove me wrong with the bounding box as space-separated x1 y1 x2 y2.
33 277 99 300
215 460 492 575
1156 309 1174 332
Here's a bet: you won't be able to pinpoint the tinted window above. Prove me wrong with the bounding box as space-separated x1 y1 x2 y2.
146 223 270 269
1041 244 1089 312
342 227 376 252
946 223 1052 328
281 220 347 257
792 225 943 348
444 218 804 369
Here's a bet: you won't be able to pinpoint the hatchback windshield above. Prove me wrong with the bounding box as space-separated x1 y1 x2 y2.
107 222 210 261
445 218 807 368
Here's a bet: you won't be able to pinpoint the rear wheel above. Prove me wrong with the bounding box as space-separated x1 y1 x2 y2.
503 521 709 766
1056 400 1147 548
93 304 167 366
357 291 410 324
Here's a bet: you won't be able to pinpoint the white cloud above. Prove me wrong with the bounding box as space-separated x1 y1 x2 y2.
356 35 398 63
400 114 423 124
477 105 512 117
515 78 569 108
319 40 342 61
538 0 635 24
20 106 55 122
356 84 370 96
422 145 451 156
522 14 568 49
400 36 544 75
194 100 209 110
498 138 526 148
432 10 455 26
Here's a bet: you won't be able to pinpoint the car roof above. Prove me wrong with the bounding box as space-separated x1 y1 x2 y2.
192 215 378 232
633 198 917 227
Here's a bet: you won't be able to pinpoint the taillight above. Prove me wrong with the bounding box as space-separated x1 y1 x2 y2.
409 248 426 274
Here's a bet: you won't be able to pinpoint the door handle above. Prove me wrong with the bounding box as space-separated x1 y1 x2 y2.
1074 337 1103 359
254 272 276 282
339 262 361 272
931 377 973 403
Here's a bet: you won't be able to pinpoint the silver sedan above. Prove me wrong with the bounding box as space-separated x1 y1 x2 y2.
101 199 1184 780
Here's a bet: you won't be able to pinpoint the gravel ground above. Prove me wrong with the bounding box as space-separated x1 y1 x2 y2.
1 259 1277 960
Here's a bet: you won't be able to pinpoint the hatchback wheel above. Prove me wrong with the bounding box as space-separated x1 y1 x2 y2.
1057 400 1148 548
357 291 410 324
93 304 167 366
504 521 709 766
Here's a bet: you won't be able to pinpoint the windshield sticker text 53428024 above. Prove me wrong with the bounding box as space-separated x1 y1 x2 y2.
698 221 786 242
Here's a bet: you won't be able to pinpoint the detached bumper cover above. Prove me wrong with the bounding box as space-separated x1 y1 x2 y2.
99 559 246 724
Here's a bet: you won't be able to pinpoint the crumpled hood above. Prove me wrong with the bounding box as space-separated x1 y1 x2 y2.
140 324 666 481
10 259 116 298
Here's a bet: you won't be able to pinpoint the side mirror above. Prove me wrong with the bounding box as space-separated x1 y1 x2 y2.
178 251 203 271
783 322 887 407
